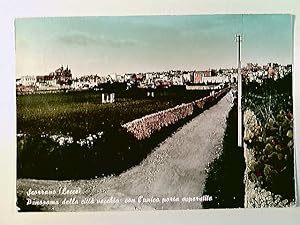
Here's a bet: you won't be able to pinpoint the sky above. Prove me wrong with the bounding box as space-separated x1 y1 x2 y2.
15 14 293 77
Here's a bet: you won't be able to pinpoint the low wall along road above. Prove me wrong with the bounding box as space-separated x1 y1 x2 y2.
122 88 228 140
17 90 234 212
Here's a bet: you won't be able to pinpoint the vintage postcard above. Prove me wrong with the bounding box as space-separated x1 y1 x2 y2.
15 14 295 212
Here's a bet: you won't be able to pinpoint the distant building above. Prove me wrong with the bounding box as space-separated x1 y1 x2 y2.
36 74 56 87
17 75 36 86
52 65 72 85
193 70 211 84
181 72 193 84
203 76 229 84
193 70 213 84
35 65 72 88
116 74 125 83
172 75 183 85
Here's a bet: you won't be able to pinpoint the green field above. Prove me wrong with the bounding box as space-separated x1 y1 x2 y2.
18 93 168 139
17 89 209 139
17 88 211 179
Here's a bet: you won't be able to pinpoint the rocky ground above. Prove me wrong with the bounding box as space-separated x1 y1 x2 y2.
243 110 295 208
17 91 234 212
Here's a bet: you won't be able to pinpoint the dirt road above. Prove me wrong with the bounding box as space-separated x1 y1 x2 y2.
17 91 234 212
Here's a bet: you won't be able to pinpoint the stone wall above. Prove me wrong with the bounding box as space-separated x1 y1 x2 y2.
243 110 295 208
122 88 228 140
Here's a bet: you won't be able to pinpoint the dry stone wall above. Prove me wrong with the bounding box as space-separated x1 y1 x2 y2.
122 89 228 140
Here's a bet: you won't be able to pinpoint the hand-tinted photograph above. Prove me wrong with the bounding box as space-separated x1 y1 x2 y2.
15 14 295 211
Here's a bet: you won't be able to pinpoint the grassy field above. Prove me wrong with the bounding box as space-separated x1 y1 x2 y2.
17 89 210 138
17 88 212 180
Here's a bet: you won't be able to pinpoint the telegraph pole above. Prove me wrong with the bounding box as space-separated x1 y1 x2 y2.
235 34 243 147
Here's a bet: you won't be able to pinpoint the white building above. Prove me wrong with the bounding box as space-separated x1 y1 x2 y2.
203 76 229 84
18 75 36 86
172 75 183 85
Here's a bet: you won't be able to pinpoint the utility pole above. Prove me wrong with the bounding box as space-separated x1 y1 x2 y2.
235 34 243 147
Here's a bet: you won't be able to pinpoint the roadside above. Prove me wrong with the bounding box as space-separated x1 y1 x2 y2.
17 91 234 212
202 103 245 208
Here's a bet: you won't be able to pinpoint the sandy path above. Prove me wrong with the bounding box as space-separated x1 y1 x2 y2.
17 91 234 212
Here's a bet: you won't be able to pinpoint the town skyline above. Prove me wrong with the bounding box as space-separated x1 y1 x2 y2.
16 14 293 78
